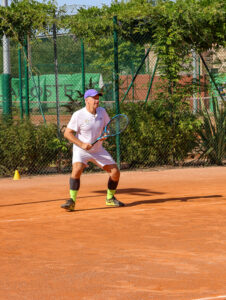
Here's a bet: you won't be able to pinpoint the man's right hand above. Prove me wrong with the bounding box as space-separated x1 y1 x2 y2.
64 128 93 151
81 143 92 151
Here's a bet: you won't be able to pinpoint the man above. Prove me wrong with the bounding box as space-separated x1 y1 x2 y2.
61 89 125 211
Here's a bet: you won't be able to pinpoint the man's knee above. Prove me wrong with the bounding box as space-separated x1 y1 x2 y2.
71 162 85 178
110 165 120 181
103 164 120 181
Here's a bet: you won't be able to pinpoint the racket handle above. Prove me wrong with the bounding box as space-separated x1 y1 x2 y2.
91 139 98 146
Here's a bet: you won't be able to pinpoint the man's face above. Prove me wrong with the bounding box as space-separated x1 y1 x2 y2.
85 94 99 111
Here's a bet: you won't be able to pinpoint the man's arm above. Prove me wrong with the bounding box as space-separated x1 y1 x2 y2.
64 127 92 151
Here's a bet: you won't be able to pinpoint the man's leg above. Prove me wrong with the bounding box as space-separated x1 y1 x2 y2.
103 164 125 207
61 162 85 211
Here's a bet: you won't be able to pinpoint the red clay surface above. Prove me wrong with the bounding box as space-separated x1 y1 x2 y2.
0 166 226 300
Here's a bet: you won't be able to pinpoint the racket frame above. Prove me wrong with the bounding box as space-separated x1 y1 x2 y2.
92 113 128 145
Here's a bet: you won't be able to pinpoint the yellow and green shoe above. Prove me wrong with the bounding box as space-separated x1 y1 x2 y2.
106 196 125 207
61 198 75 211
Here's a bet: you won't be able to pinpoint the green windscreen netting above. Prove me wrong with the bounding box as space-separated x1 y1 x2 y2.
0 73 103 109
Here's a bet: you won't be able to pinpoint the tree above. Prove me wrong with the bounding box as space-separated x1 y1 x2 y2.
0 0 57 44
84 38 146 81
63 0 226 82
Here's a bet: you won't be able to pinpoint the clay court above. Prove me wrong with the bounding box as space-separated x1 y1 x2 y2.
0 166 226 300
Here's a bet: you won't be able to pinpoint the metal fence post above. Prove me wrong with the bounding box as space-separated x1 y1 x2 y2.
199 53 225 103
18 45 23 120
53 21 60 137
121 47 151 103
113 16 121 168
23 36 29 118
2 0 11 118
81 39 85 106
144 56 159 104
192 49 197 113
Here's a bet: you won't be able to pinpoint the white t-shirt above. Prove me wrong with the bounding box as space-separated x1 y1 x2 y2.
67 106 110 153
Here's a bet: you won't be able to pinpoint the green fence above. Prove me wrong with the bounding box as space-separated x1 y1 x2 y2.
0 30 225 177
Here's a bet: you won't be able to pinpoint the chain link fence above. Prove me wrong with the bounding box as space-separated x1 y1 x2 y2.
0 26 225 177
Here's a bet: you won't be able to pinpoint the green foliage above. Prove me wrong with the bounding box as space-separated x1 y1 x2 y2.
84 38 146 80
1 0 224 85
197 97 226 165
106 99 201 167
0 0 224 175
0 0 57 43
0 120 66 175
65 0 225 83
63 94 83 114
62 78 95 113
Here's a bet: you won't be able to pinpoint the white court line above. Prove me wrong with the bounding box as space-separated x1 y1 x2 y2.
193 295 226 300
0 215 74 223
0 218 34 223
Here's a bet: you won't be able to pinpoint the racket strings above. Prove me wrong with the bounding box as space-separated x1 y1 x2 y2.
106 115 128 135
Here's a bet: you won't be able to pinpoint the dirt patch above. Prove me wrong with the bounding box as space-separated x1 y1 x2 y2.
0 166 226 300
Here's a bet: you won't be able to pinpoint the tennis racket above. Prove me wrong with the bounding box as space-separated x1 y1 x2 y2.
92 114 129 145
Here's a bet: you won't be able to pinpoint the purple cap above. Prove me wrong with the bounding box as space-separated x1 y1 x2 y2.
84 89 103 99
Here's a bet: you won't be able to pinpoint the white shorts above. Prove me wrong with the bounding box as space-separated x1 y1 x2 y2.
72 147 116 168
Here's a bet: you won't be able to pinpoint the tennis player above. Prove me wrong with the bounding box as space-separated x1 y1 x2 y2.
61 89 125 211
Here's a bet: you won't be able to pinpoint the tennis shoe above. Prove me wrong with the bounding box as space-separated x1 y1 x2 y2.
61 198 75 211
106 196 125 207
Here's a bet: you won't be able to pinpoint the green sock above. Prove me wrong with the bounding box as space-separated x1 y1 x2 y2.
107 189 116 200
70 190 78 202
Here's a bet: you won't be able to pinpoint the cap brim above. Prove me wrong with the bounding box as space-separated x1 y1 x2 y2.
84 91 103 99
